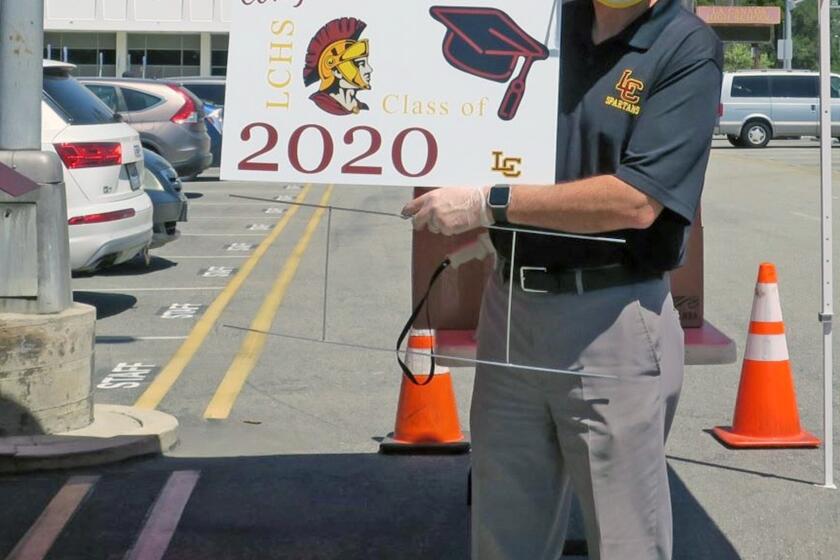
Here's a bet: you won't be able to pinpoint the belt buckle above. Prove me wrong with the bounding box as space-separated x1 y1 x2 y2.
519 266 549 293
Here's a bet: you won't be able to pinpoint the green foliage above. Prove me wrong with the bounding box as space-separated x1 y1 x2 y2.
694 0 840 72
724 43 774 71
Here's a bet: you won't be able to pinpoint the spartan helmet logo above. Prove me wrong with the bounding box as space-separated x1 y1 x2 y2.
304 18 373 116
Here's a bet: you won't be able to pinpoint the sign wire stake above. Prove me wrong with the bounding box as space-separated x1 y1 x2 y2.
322 207 332 343
506 231 517 364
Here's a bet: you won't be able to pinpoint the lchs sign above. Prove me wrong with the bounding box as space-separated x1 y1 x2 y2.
221 1 561 187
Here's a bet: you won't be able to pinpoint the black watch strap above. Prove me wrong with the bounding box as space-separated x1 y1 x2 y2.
488 184 511 224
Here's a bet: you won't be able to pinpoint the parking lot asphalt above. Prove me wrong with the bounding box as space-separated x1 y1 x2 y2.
2 138 840 559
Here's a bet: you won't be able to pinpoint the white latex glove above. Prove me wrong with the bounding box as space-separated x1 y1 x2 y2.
401 187 492 236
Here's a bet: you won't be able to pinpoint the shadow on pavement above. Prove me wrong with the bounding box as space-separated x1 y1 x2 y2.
91 256 178 276
669 453 814 486
184 192 204 199
0 452 740 560
0 395 44 437
72 291 137 319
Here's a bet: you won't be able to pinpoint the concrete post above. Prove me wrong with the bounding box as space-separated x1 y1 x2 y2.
200 32 212 76
0 0 96 436
0 0 43 150
784 0 793 70
116 31 128 77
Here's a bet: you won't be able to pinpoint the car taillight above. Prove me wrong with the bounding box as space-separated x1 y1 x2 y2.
168 84 199 124
55 142 122 169
68 208 135 225
718 103 724 117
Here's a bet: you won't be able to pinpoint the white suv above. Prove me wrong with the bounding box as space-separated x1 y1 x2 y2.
42 61 152 272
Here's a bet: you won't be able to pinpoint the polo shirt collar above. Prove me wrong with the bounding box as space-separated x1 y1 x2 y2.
572 0 681 51
626 0 681 50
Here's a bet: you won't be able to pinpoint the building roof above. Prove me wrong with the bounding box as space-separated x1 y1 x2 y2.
695 6 782 26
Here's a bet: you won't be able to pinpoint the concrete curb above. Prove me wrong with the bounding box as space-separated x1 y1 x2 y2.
0 405 178 473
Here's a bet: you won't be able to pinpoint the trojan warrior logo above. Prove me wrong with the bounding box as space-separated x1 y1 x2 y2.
303 18 373 116
615 69 644 104
604 69 644 116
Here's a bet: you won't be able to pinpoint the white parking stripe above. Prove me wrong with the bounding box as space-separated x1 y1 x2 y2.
180 233 267 237
156 255 250 259
5 476 99 560
75 287 226 292
791 211 820 222
124 471 200 560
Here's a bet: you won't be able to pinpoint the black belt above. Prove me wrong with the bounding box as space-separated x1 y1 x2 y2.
498 260 662 295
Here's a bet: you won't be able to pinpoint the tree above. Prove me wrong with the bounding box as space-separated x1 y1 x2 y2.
724 43 774 70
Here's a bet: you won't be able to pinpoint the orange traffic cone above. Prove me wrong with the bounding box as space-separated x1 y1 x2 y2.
712 263 820 448
380 329 470 454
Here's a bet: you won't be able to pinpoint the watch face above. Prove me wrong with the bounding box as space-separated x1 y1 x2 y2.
489 186 510 207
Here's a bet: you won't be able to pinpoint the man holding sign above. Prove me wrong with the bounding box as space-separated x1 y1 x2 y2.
405 0 722 558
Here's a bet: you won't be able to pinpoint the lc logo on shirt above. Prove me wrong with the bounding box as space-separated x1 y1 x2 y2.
604 69 644 116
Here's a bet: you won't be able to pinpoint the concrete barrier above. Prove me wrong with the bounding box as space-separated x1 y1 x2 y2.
0 303 96 435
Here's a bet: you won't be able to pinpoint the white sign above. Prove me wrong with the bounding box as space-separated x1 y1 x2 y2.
221 0 561 187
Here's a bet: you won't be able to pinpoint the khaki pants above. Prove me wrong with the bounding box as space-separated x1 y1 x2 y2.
471 272 684 560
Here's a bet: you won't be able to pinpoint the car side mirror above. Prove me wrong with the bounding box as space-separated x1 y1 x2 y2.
113 112 125 122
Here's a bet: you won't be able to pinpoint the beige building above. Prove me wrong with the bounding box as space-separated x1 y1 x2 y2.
43 0 234 78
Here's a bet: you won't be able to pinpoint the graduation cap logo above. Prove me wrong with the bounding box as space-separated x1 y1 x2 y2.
430 6 550 121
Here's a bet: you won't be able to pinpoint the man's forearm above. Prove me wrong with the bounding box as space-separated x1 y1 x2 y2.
506 175 664 234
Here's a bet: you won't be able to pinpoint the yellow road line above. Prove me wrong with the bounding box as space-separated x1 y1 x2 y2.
134 186 311 410
203 186 334 420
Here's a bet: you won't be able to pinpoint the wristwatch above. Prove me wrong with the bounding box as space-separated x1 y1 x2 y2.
487 184 511 224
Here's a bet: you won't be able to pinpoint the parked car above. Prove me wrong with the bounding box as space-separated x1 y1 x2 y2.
171 77 226 165
80 77 213 178
142 148 188 254
717 70 840 148
41 61 153 273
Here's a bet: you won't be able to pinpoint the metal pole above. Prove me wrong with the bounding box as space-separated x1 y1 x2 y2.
0 0 44 150
785 0 793 70
818 0 836 490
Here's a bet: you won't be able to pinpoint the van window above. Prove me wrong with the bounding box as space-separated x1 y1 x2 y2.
731 76 770 98
42 69 116 125
771 76 818 98
832 77 840 99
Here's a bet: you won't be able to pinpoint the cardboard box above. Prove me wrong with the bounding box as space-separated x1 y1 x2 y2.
669 210 704 328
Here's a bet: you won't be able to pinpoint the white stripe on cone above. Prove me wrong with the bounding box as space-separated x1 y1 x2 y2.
744 333 790 362
750 283 784 323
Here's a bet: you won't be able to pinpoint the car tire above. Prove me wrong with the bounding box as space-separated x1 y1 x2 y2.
727 134 744 148
740 121 771 148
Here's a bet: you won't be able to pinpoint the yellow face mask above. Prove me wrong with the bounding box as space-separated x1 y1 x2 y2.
595 0 646 8
317 39 370 91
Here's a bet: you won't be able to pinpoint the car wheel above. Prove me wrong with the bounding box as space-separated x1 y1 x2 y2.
726 134 743 147
740 121 771 148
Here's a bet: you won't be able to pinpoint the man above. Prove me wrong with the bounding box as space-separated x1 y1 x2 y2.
402 0 722 558
303 17 373 116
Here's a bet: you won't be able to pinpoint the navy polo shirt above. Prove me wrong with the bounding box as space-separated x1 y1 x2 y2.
495 0 723 273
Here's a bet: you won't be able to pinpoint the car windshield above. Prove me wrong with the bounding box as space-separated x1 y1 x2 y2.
42 69 118 125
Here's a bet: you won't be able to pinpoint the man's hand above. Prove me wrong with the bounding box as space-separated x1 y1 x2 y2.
401 187 492 236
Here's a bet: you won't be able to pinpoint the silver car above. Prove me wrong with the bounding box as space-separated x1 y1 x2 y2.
81 78 213 178
717 70 840 148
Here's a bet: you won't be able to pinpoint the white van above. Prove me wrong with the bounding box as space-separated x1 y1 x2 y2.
41 61 153 272
717 70 840 148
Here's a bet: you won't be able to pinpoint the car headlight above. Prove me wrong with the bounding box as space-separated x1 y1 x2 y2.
142 167 166 192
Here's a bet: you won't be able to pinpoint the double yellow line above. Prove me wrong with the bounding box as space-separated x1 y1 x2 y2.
204 186 334 419
135 185 317 411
